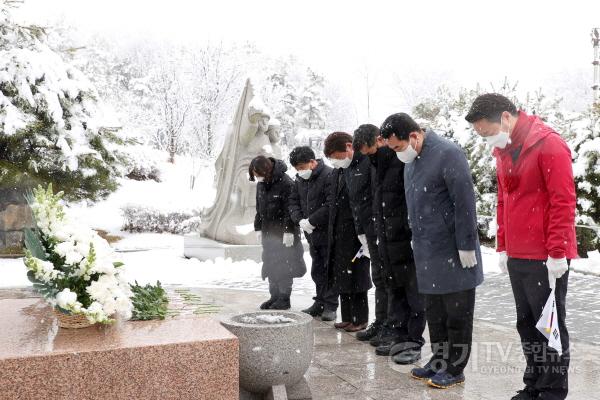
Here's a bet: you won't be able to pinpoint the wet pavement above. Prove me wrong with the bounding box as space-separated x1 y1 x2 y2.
2 285 599 399
175 270 600 345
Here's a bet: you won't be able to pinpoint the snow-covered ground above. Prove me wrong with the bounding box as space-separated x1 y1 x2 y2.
68 154 216 235
2 232 595 290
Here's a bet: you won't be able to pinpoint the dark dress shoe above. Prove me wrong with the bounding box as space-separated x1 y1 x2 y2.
345 322 368 332
510 388 540 400
334 321 351 329
392 348 421 365
356 321 383 341
301 302 324 317
320 310 336 321
259 298 276 310
269 298 291 310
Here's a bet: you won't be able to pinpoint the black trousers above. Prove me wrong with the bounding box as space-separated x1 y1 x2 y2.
268 276 293 300
425 288 476 376
387 270 426 348
367 235 387 324
340 291 369 325
508 258 569 400
309 243 339 311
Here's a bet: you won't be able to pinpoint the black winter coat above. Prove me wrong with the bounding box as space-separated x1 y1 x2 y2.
254 159 307 281
344 152 376 238
370 146 415 288
325 168 372 294
288 159 332 246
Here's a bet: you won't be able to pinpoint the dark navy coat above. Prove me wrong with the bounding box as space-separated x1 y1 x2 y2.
404 130 484 295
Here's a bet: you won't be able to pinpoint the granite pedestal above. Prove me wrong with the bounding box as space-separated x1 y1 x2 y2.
0 298 239 400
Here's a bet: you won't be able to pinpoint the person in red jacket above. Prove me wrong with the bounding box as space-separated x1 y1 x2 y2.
466 93 577 400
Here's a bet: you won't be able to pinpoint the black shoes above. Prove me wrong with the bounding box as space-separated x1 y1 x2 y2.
511 388 540 400
369 324 395 347
320 309 336 321
356 320 383 342
392 348 422 365
269 297 291 310
259 298 276 310
301 302 324 317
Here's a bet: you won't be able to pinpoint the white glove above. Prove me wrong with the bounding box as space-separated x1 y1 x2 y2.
362 245 370 258
357 234 368 248
299 219 315 234
546 257 568 290
357 235 370 258
283 233 294 247
498 251 508 274
256 231 262 242
458 250 477 269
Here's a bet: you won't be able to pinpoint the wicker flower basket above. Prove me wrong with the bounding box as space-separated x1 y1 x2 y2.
53 308 93 329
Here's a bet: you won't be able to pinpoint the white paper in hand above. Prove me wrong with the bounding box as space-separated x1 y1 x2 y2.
352 246 370 262
535 288 562 356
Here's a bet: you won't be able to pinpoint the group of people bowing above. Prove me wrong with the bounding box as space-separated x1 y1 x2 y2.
249 93 576 399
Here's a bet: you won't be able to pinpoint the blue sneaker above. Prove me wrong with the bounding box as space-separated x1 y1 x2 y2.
427 370 465 389
410 362 436 381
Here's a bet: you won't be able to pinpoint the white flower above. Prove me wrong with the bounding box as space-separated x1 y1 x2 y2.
56 288 78 309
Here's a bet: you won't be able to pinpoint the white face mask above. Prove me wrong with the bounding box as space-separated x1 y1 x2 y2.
396 137 418 164
485 118 511 149
255 176 265 183
298 169 312 180
330 157 352 169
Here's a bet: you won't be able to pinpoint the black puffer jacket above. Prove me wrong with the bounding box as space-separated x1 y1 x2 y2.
254 158 306 281
325 168 372 294
370 146 415 288
344 151 376 238
288 159 332 246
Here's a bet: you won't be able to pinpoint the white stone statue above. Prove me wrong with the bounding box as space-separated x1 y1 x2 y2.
199 79 282 245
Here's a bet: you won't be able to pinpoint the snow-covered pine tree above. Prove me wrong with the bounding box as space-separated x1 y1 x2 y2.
0 1 125 201
571 103 600 253
264 67 299 147
297 68 329 131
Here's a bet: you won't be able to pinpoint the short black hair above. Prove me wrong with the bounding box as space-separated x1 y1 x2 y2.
353 124 379 151
465 93 518 123
323 132 352 157
289 146 316 167
379 113 421 140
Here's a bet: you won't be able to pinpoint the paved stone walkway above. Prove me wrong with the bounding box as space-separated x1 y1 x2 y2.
187 270 600 345
1 286 599 399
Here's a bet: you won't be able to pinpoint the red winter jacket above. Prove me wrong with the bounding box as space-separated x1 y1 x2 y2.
495 111 578 260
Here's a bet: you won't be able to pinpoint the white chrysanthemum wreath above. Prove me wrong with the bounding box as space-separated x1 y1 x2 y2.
23 184 132 324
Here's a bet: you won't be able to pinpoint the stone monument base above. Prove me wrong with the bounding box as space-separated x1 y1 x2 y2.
184 234 309 263
0 299 239 400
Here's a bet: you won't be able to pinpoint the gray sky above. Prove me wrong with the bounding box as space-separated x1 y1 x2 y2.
14 0 600 123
